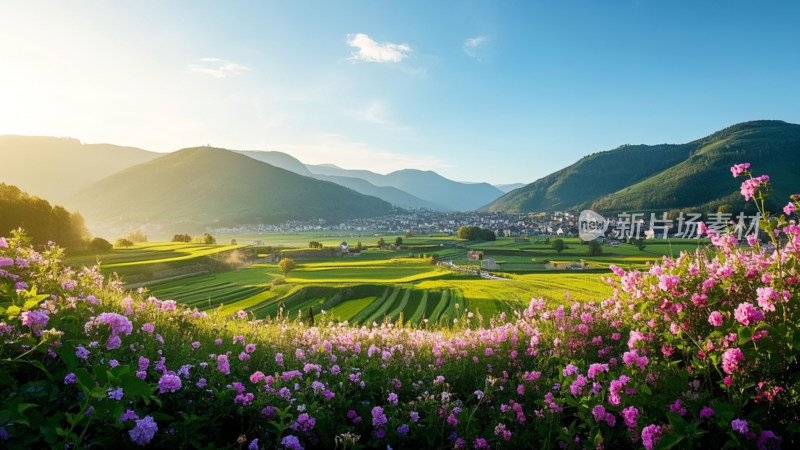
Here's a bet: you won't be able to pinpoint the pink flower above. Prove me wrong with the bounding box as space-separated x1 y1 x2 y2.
784 202 796 216
734 302 764 325
731 163 750 177
641 424 662 450
756 287 778 312
722 348 745 374
708 311 724 327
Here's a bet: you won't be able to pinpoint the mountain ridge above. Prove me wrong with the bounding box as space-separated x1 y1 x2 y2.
484 120 800 214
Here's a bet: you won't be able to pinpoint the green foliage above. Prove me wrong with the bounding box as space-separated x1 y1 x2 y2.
278 258 296 277
587 240 602 256
124 230 148 243
456 226 496 241
0 183 88 248
202 233 216 245
171 234 191 242
113 238 133 248
87 237 112 253
395 236 403 246
551 238 566 253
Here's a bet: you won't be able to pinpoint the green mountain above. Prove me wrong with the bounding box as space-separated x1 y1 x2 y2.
0 135 159 203
483 120 800 214
70 147 392 233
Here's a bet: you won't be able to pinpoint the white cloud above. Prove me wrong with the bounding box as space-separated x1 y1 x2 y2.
463 35 489 60
346 33 411 63
189 58 250 78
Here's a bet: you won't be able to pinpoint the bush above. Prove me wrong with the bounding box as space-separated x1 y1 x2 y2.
87 237 113 252
114 238 134 248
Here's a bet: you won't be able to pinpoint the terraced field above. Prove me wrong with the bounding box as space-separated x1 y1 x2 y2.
108 236 700 326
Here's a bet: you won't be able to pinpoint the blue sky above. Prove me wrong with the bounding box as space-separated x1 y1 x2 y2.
1 1 798 184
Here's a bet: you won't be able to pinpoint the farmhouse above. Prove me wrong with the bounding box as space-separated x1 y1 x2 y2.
467 250 484 261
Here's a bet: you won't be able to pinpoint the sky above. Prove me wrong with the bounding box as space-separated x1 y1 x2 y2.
1 1 799 185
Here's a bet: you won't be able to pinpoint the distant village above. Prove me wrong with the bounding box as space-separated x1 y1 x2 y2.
213 211 585 238
212 209 762 241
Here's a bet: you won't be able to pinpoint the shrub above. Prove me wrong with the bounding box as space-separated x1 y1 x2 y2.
87 237 113 252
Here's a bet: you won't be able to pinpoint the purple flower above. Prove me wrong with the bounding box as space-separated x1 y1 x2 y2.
119 409 139 422
397 423 409 436
621 406 639 429
290 413 316 432
410 411 420 423
158 373 182 394
387 392 399 405
129 416 158 446
473 438 491 450
21 309 50 328
248 438 259 450
372 406 387 427
700 407 715 418
64 372 77 385
75 345 90 360
732 418 749 434
281 435 303 450
217 354 230 375
108 387 124 401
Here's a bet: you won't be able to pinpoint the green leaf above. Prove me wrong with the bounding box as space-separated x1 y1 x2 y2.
6 305 20 318
738 326 754 345
665 412 687 435
17 403 38 414
0 410 11 425
639 384 653 395
92 365 108 384
75 369 94 389
120 375 153 398
655 432 684 450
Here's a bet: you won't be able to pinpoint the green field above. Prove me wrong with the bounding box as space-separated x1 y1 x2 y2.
88 235 710 326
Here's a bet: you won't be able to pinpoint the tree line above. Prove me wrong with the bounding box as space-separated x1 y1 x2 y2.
0 183 88 248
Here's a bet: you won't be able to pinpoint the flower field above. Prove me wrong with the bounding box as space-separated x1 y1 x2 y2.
1 165 799 449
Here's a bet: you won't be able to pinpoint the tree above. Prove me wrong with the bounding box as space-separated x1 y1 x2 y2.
395 237 403 247
202 233 216 244
355 242 363 252
114 238 134 248
231 239 237 245
552 238 566 253
278 258 296 278
171 234 192 243
587 240 602 256
88 237 113 253
377 238 386 248
125 230 148 243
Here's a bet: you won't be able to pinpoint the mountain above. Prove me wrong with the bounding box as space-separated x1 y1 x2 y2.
236 150 314 177
237 152 435 209
70 147 392 233
0 136 159 204
307 165 504 211
495 183 526 193
311 174 437 209
483 120 800 214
